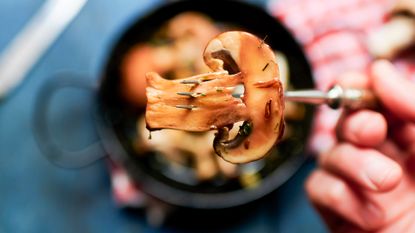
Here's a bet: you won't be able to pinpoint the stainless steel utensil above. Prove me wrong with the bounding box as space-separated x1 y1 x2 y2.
173 82 377 110
284 85 377 110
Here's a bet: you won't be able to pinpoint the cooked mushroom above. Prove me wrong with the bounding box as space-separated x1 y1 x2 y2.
146 31 285 164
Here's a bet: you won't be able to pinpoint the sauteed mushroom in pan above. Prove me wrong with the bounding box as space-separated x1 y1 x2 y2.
122 12 220 107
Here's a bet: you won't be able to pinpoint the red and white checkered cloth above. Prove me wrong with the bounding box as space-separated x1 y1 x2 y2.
110 0 415 206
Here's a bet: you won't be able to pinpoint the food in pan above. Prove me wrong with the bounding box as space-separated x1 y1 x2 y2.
122 12 220 107
145 31 285 164
136 117 237 180
123 12 238 181
121 12 304 183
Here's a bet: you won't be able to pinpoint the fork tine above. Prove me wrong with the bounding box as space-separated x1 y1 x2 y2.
177 92 195 97
175 104 197 110
177 92 206 97
179 71 229 85
180 80 200 84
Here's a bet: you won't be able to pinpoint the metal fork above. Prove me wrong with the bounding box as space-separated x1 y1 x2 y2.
284 85 377 110
175 85 377 110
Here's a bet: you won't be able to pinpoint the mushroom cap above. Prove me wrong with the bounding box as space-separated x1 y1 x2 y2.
204 32 285 163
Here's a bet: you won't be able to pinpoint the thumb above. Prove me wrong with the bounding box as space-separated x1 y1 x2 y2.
371 60 415 122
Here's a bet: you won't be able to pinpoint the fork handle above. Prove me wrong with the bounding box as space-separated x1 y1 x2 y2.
285 85 378 110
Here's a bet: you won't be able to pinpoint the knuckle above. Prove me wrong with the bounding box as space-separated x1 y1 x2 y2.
321 143 350 167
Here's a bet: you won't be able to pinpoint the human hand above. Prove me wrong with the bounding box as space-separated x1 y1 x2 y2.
305 60 415 232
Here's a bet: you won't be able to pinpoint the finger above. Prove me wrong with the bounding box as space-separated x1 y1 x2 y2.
337 110 387 147
336 71 370 89
319 143 402 192
335 72 387 147
371 60 415 122
306 169 385 231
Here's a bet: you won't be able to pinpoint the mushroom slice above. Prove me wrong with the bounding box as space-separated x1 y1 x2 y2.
145 31 285 164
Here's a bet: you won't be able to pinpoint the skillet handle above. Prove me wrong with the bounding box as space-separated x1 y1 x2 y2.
33 73 106 168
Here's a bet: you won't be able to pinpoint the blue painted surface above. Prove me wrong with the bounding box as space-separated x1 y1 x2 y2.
0 0 327 232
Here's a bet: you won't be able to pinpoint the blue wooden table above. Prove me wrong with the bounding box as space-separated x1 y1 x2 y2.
0 0 327 232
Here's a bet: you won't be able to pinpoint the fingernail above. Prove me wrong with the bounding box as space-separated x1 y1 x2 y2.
348 112 371 139
364 158 401 191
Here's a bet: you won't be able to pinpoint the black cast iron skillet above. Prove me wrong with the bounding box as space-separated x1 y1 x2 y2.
34 0 314 210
